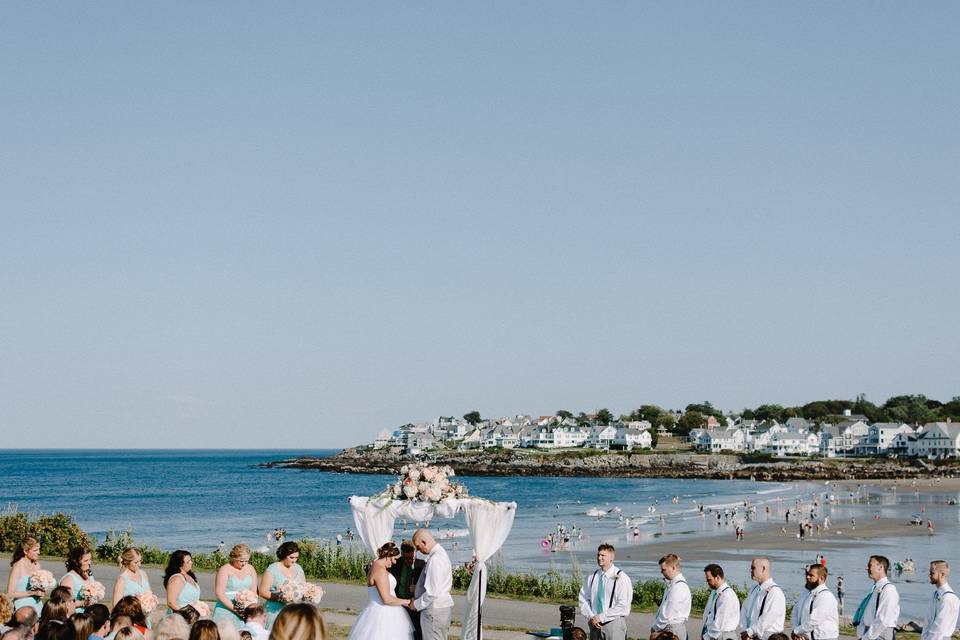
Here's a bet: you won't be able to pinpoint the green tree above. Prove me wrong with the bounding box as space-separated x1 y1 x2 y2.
576 412 590 427
655 412 677 432
596 408 614 425
463 411 482 425
676 411 707 436
684 402 723 420
754 404 785 422
649 426 659 449
556 410 573 419
940 397 960 420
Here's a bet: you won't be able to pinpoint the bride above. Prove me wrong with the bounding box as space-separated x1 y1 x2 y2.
348 542 415 640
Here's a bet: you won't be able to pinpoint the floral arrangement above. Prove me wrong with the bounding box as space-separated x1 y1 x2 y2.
80 580 106 602
233 589 259 610
191 601 211 617
27 570 56 593
301 583 324 605
277 581 302 604
384 463 467 503
136 591 159 613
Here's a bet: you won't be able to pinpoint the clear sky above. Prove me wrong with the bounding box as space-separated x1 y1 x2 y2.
1 3 958 448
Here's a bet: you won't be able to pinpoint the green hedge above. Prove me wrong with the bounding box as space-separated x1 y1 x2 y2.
0 509 93 556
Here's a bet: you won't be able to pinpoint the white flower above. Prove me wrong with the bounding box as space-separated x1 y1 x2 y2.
402 484 418 499
424 486 442 502
408 468 421 481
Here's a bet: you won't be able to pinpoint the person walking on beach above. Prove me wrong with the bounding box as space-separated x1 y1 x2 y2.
740 557 785 640
854 555 899 640
921 561 959 640
578 544 632 640
651 554 691 640
702 564 740 640
790 564 839 640
836 577 844 616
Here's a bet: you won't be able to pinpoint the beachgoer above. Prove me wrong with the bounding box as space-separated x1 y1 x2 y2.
836 577 845 615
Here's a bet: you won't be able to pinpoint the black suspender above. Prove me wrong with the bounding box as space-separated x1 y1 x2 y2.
874 583 890 615
590 569 622 609
758 585 780 617
714 585 731 617
809 590 820 615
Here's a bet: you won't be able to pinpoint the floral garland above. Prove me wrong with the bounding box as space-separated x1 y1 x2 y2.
384 463 468 503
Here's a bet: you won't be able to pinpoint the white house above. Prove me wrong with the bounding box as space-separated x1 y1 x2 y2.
553 425 591 448
890 430 921 457
820 420 869 457
459 428 484 450
613 427 652 451
914 422 960 458
372 429 393 449
857 423 912 456
703 428 746 452
767 430 819 456
591 425 618 449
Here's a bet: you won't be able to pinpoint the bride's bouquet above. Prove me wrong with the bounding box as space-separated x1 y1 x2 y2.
27 570 56 593
233 589 259 610
301 583 324 605
80 580 106 602
136 591 159 614
384 463 467 504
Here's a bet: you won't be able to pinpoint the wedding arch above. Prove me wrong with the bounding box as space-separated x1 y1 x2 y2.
349 463 517 640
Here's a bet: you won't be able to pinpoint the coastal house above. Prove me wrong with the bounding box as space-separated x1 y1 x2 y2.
784 417 811 432
767 429 819 456
553 424 591 448
531 425 555 448
914 422 960 458
889 430 921 457
701 428 746 453
591 425 618 449
744 422 784 452
405 431 434 455
819 420 869 457
856 423 912 456
372 429 393 449
625 420 652 432
459 428 484 450
612 427 652 451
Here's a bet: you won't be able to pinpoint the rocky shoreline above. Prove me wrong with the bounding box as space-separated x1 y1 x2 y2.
259 448 952 481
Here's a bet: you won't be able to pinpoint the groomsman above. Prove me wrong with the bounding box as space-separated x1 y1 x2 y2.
921 561 959 640
651 554 692 640
791 564 839 640
702 564 740 640
578 543 633 640
740 557 785 640
855 555 900 640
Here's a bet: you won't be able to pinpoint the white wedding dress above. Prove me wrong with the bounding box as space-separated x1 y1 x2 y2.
347 573 415 640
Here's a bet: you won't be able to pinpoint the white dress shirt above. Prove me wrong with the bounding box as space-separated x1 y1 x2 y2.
240 621 269 640
857 578 900 640
578 564 634 625
791 584 839 640
740 578 786 640
654 573 692 629
413 544 454 611
703 582 741 639
922 583 960 640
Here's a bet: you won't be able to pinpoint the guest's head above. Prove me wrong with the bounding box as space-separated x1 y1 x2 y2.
267 604 325 640
1 628 26 640
750 557 771 583
376 542 400 568
411 530 436 557
400 541 416 566
242 606 265 625
570 628 587 640
85 604 110 638
112 597 147 627
768 634 790 640
805 564 827 591
164 551 196 588
276 543 300 566
188 620 220 640
867 555 889 581
14 607 38 633
40 590 73 626
113 628 144 640
216 620 239 640
108 616 131 635
650 631 679 640
11 538 41 566
704 564 724 589
929 560 950 586
595 544 615 571
659 554 681 581
0 594 13 627
154 615 190 640
229 545 251 570
239 633 252 640
175 607 199 627
68 613 93 640
35 622 75 640
65 547 93 580
118 548 142 572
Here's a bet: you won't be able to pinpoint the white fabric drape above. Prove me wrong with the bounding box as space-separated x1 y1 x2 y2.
459 500 517 640
348 495 517 640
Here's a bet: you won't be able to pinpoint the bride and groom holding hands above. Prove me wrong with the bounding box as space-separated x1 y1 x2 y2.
348 529 454 640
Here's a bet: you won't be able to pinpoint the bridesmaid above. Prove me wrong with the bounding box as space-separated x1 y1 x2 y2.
59 546 96 613
112 548 152 626
258 542 304 629
163 550 201 614
6 537 44 614
213 544 258 628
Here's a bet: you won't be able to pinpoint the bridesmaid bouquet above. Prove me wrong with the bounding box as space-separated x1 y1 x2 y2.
136 591 159 613
277 582 302 604
191 601 211 617
233 589 259 610
385 463 467 503
80 580 106 602
28 570 56 593
301 583 324 605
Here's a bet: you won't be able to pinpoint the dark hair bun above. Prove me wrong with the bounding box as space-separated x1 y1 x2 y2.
377 542 400 559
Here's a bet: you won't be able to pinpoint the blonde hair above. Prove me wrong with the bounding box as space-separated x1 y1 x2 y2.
115 628 146 640
0 593 13 625
229 544 251 562
658 553 680 568
154 614 191 640
119 548 141 568
269 604 326 640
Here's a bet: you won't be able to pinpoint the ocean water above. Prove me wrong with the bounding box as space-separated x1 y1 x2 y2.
1 449 954 620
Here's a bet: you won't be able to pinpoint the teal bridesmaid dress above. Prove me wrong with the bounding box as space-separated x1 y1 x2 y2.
167 574 202 614
13 573 41 615
122 570 152 627
213 572 255 628
60 571 89 613
264 562 305 629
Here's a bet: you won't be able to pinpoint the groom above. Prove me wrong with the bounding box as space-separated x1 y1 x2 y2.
410 529 454 640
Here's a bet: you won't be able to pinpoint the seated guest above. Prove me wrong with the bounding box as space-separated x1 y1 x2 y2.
40 588 74 628
35 622 76 640
267 604 325 640
113 629 144 640
188 621 219 640
239 608 267 640
174 608 198 628
14 608 38 640
152 617 188 640
68 614 93 640
105 617 132 640
85 606 110 640
110 599 147 637
1 594 14 634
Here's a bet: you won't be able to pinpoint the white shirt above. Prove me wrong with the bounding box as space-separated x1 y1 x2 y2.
922 583 960 640
857 577 900 640
578 564 634 624
740 578 785 640
413 544 454 611
654 573 692 629
703 582 741 639
791 584 839 640
240 621 269 640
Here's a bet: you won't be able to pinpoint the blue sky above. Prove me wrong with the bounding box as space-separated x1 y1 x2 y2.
1 3 958 448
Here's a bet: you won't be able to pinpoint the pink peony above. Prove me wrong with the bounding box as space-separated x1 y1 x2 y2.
136 591 159 613
191 601 211 617
301 583 324 604
233 589 259 609
28 570 56 593
80 581 106 602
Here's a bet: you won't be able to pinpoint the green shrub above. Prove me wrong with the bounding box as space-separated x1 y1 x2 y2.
0 509 92 556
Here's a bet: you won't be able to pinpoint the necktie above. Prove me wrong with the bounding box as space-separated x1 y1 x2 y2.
596 574 605 614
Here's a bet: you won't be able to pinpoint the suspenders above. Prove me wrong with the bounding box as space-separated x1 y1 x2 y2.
590 569 623 609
